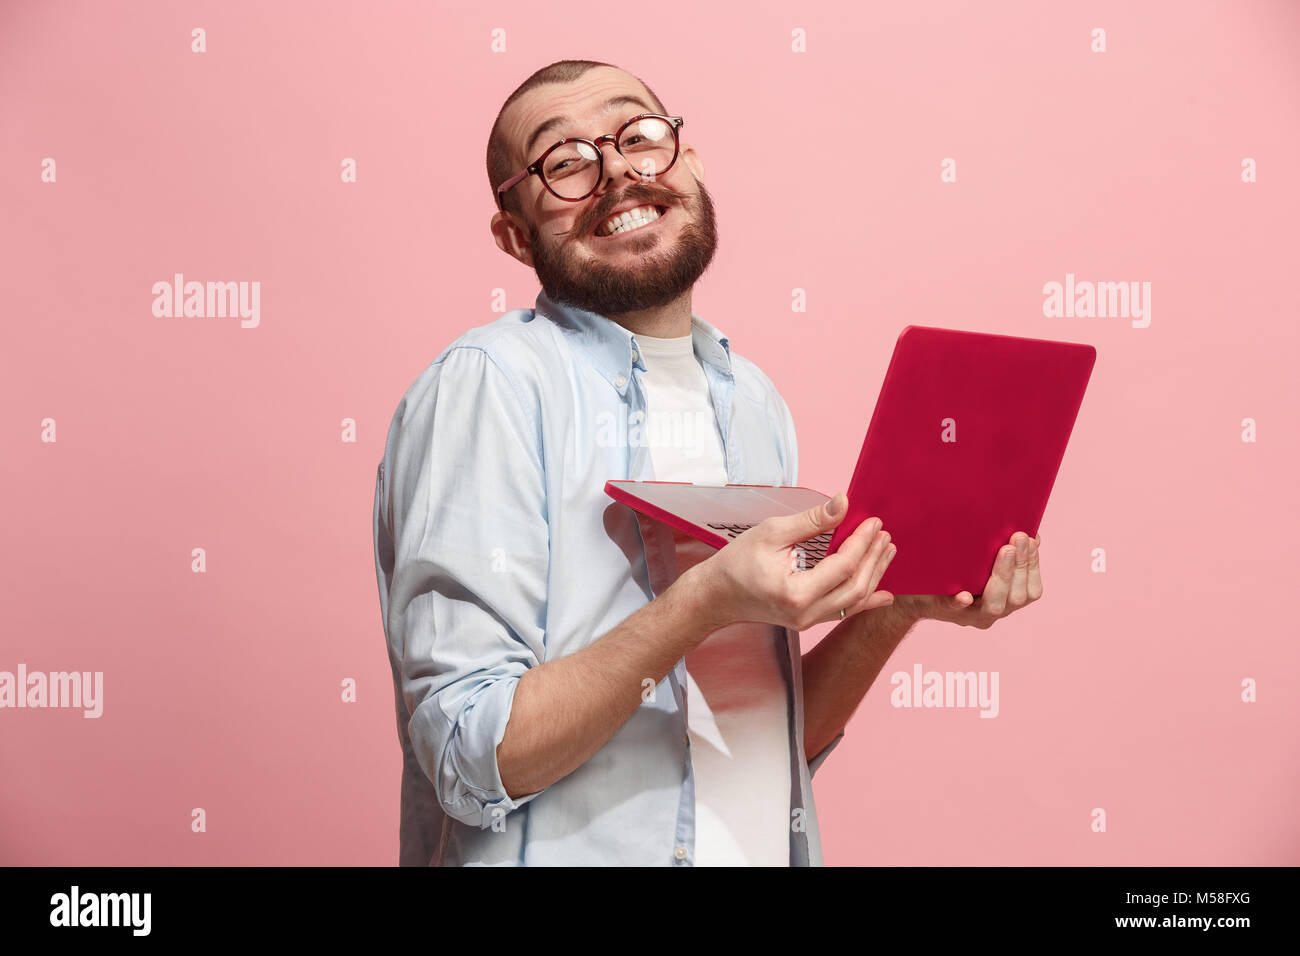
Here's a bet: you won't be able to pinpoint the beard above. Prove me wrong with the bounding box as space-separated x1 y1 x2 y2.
527 177 718 318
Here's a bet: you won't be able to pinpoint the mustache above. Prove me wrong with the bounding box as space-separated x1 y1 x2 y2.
557 185 690 240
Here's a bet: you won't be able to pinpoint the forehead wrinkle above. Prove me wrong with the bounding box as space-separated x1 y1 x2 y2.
521 93 655 160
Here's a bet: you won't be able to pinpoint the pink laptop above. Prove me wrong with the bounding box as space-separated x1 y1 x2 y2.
604 325 1096 596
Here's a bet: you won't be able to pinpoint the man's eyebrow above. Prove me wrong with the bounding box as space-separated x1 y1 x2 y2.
522 94 655 159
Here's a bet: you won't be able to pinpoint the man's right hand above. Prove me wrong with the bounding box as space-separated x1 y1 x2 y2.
683 492 897 634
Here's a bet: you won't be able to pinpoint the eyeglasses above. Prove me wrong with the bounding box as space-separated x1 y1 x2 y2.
496 113 685 212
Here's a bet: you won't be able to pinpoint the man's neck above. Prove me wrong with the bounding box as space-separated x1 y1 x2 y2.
603 290 694 339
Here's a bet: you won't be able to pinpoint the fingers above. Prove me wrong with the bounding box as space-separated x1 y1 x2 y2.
841 539 898 617
1007 532 1031 608
867 541 896 594
792 514 882 598
1026 534 1042 601
980 532 1040 618
766 492 847 547
806 529 894 624
980 543 1016 616
822 528 891 607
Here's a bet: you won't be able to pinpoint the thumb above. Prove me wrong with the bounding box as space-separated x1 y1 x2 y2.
770 492 847 544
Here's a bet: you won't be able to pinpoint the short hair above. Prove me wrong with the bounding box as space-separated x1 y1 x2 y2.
486 59 668 215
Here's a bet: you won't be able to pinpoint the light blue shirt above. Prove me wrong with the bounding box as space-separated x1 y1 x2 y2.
372 289 843 866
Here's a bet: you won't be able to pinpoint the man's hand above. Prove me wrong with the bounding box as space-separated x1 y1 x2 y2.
895 531 1042 629
686 492 897 633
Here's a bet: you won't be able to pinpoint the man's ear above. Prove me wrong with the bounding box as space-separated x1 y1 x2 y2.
490 211 534 267
680 144 704 181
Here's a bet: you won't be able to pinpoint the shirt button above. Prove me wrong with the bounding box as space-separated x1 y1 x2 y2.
615 374 627 388
674 846 688 860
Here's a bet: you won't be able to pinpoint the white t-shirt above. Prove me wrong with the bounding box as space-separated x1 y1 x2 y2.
633 330 792 867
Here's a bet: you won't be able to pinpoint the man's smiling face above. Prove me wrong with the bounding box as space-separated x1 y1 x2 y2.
490 66 718 317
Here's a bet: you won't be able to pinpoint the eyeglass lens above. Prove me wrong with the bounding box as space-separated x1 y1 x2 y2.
541 117 677 199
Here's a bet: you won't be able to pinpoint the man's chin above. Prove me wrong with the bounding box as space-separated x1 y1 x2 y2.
530 198 717 315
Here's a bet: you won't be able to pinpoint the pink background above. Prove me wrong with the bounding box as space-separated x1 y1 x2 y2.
2 0 1297 865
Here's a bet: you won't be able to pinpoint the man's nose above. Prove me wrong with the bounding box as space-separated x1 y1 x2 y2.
594 138 642 189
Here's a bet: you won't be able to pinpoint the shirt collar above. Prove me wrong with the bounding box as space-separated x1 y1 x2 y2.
534 289 732 395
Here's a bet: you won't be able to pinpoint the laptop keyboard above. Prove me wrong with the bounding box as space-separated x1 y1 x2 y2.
706 522 834 567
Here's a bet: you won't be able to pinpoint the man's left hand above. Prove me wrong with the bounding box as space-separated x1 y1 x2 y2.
894 531 1041 629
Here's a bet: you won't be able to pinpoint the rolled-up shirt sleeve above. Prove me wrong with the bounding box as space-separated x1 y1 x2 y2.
378 346 549 828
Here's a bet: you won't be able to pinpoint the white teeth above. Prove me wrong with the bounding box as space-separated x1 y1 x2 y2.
600 205 661 236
